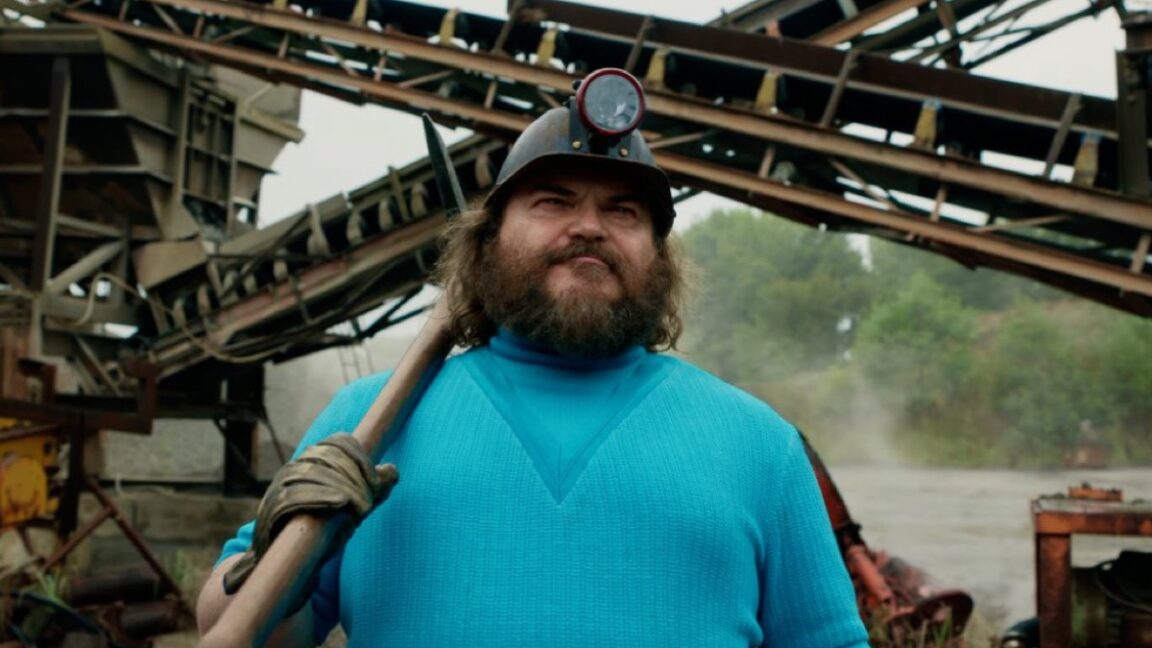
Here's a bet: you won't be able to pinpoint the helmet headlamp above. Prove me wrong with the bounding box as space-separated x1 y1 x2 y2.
485 68 675 237
575 68 645 138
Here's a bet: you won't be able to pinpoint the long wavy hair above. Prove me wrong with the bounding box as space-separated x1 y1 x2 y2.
432 206 691 352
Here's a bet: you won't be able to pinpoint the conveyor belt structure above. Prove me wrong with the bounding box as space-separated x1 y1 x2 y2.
2 0 1150 390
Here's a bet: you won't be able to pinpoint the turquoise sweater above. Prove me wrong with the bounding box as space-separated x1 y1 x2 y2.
221 332 868 647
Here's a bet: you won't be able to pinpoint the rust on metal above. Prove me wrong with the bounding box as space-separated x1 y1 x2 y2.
803 434 972 639
48 0 1152 320
1032 489 1152 648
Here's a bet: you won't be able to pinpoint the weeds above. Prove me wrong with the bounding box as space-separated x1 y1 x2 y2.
866 605 963 648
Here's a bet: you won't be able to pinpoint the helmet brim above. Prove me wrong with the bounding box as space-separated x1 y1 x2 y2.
484 152 677 238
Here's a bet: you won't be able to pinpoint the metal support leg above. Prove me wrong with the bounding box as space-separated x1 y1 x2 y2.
223 365 265 495
1118 14 1151 198
56 420 85 539
1035 532 1071 648
30 56 71 293
42 478 191 616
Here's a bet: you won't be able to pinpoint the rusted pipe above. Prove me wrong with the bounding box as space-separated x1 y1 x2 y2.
66 565 165 607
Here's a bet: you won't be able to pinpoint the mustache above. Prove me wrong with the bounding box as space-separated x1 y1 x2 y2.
545 242 621 272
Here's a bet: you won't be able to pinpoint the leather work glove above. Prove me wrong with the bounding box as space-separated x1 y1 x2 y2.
222 433 399 610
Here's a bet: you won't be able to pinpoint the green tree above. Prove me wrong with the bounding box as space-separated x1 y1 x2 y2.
981 304 1116 464
681 209 869 383
1096 313 1152 462
983 302 1152 465
679 207 1152 467
854 272 978 442
869 237 1061 311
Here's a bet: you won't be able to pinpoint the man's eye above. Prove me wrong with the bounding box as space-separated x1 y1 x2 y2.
537 197 567 207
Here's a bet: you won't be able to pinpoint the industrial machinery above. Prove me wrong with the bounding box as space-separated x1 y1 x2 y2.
804 434 973 643
1 0 1148 488
1000 487 1152 648
0 418 60 529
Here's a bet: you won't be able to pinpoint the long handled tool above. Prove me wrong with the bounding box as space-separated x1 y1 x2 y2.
200 115 464 647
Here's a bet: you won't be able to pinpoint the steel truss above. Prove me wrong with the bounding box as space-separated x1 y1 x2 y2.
31 0 1151 320
720 0 1118 68
0 0 1149 398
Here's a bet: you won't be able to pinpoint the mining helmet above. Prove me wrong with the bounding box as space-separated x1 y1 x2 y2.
484 68 677 237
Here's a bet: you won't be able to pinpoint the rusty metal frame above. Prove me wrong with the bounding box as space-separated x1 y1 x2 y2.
29 56 70 294
149 213 445 376
40 477 191 617
54 5 1150 231
809 0 932 45
1032 495 1152 648
0 0 1146 428
522 0 1119 132
1118 14 1152 198
54 1 1144 230
53 0 1152 310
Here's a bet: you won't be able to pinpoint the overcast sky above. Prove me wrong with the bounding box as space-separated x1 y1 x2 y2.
256 0 1126 229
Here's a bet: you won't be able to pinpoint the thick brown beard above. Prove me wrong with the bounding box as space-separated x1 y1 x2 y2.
477 238 672 358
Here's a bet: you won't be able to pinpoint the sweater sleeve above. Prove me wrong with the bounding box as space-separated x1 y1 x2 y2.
215 372 391 643
758 427 870 648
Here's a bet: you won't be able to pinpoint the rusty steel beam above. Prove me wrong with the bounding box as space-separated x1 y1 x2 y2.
52 1 1152 311
1119 14 1152 198
0 397 152 434
644 96 1149 230
712 0 1075 62
810 0 932 45
521 0 1118 133
82 478 190 614
59 4 1152 231
57 7 528 130
1034 531 1071 648
88 0 1121 139
149 213 445 376
1031 495 1152 648
658 152 1152 296
1032 498 1152 535
29 56 70 293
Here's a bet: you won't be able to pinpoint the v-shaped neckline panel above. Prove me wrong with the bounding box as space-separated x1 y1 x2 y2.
463 350 674 504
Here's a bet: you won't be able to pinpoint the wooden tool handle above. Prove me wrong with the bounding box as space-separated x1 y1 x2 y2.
200 299 454 647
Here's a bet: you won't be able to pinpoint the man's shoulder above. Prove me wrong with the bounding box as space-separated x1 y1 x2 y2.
333 371 392 406
654 355 791 426
332 352 480 412
657 355 768 404
648 356 803 476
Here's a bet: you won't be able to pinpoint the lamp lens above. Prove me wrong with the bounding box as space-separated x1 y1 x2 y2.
583 74 641 133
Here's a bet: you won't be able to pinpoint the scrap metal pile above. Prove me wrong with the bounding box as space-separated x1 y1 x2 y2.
0 0 1150 644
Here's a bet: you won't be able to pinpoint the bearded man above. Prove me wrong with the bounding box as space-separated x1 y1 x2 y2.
197 70 868 647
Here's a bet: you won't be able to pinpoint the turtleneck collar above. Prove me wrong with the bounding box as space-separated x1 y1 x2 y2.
488 328 646 370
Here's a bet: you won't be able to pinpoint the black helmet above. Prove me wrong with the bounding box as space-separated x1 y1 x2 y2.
484 69 677 237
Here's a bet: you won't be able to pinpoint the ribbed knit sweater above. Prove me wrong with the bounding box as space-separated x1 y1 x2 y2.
220 332 868 647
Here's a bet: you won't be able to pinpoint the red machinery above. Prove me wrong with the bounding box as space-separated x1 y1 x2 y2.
802 435 974 643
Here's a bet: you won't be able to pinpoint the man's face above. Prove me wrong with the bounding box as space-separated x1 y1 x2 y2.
500 166 657 303
477 165 670 357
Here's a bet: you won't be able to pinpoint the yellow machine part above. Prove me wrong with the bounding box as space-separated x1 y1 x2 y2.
0 432 60 528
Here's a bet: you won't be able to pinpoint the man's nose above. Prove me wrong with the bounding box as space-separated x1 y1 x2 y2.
566 202 607 239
